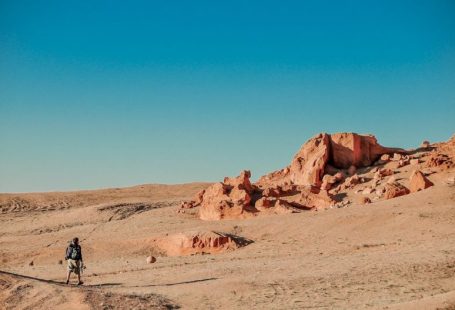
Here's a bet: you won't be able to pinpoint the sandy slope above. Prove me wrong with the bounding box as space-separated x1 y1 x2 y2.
1 176 455 309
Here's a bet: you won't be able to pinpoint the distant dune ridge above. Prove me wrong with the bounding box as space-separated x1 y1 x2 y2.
1 132 455 309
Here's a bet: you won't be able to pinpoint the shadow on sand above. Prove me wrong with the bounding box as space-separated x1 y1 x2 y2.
0 269 218 289
129 277 218 288
0 270 122 287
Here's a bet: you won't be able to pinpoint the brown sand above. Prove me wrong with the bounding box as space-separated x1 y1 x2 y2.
1 171 455 309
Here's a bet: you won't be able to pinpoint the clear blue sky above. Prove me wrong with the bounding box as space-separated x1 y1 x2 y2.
1 1 454 192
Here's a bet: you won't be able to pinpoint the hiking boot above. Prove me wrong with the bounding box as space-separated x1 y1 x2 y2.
66 280 69 285
77 281 84 286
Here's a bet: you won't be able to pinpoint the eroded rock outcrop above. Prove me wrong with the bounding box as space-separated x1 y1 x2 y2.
258 132 403 189
409 170 434 193
257 133 331 188
188 169 336 220
198 171 255 221
329 133 402 168
289 133 331 187
180 132 454 221
154 231 243 256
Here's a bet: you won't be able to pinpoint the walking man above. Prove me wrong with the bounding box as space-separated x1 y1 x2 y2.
65 237 84 285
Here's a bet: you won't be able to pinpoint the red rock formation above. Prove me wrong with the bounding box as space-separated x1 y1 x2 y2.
257 133 331 188
384 183 410 200
181 132 416 220
154 231 240 256
198 171 255 221
329 133 403 168
224 170 253 193
409 170 434 193
288 133 331 187
258 132 403 189
189 168 335 220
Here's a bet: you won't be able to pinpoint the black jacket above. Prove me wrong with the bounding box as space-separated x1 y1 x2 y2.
65 243 83 260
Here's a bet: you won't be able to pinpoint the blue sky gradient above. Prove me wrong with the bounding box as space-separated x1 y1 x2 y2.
1 1 454 192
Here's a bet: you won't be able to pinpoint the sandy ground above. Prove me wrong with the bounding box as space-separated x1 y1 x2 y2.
1 171 455 309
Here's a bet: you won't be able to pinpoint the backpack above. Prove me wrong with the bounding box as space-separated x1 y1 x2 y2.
70 246 78 259
67 244 79 260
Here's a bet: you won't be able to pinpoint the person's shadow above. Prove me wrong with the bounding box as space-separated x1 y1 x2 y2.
0 270 122 287
128 277 218 288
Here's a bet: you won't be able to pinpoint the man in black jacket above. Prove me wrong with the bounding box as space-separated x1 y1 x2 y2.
65 237 83 285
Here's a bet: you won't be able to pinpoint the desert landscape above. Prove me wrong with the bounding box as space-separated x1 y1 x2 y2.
1 132 454 309
2 2 454 309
